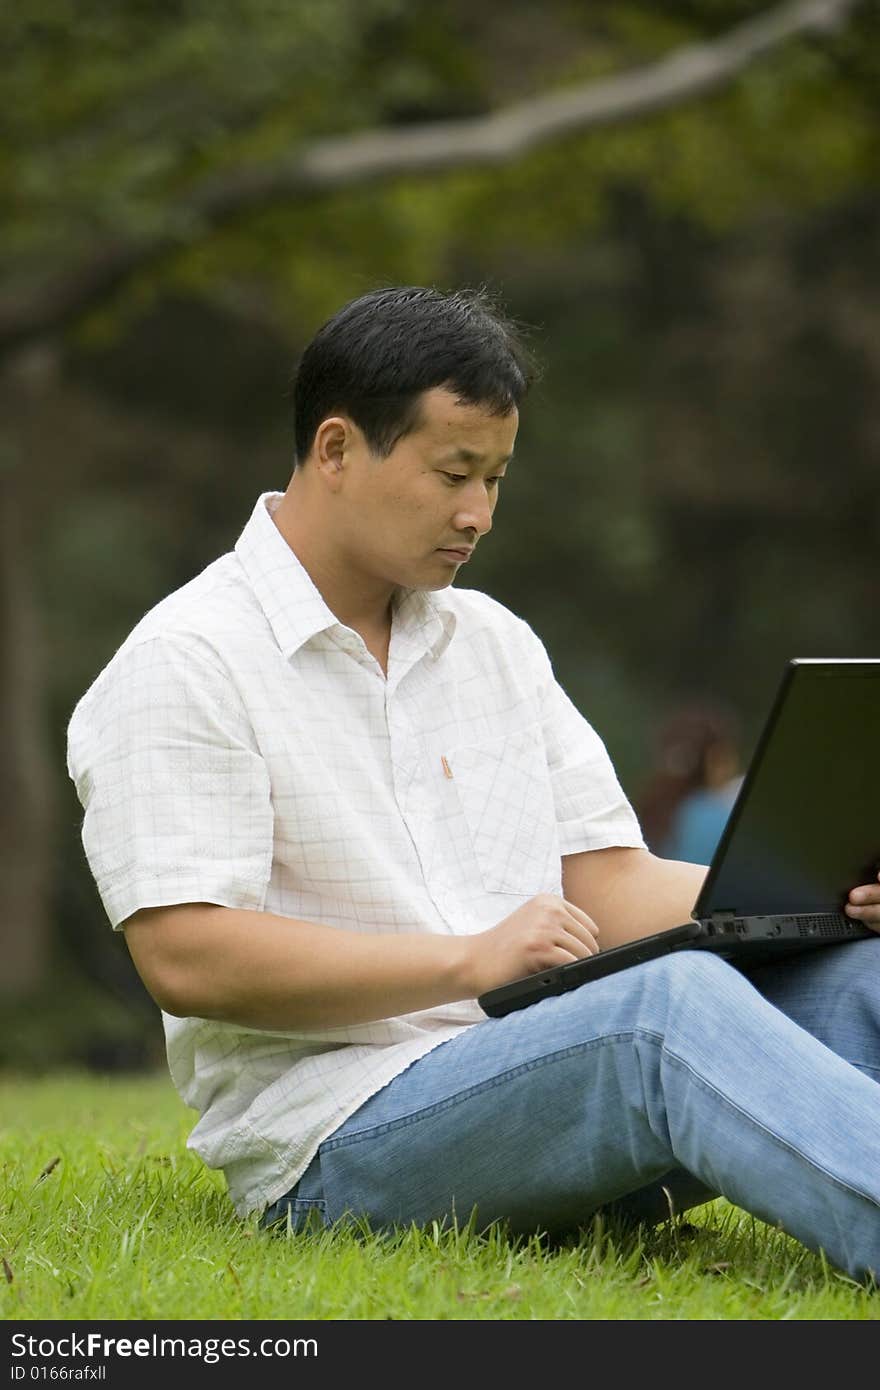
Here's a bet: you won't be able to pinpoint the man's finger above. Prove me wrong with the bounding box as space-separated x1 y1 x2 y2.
562 898 601 939
555 927 598 958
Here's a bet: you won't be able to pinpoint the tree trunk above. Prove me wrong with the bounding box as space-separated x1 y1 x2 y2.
0 353 55 996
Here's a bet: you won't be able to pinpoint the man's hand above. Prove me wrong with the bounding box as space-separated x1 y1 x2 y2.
845 872 880 931
462 894 600 998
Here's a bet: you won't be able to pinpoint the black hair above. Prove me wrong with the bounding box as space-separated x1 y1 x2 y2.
291 285 540 464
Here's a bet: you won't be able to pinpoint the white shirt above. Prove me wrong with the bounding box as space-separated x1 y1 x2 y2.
66 492 645 1217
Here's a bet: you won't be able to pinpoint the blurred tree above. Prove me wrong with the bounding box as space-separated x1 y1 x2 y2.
1 0 877 1026
0 0 869 352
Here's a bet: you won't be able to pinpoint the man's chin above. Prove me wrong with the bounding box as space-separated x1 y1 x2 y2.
399 576 455 594
399 556 465 592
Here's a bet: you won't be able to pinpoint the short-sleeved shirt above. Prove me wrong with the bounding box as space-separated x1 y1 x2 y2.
66 492 645 1217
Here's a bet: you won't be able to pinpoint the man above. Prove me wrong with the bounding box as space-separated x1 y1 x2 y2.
67 285 880 1281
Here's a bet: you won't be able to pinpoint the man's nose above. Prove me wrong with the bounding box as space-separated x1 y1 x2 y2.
454 485 494 536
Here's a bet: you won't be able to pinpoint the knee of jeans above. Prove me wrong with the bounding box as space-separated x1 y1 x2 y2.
645 947 743 997
601 948 742 1032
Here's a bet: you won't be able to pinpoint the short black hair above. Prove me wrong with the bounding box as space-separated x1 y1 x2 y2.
291 285 539 464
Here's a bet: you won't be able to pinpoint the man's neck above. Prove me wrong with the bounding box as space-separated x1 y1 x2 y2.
271 488 395 663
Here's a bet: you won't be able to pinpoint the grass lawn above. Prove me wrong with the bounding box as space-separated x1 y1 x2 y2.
0 1070 877 1321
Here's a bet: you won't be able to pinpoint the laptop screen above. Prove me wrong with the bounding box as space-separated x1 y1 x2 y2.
693 659 880 918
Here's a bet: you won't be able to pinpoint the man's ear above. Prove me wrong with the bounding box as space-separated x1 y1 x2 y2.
312 416 352 491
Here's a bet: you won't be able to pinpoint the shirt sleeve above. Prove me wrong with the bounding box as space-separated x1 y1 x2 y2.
66 633 273 929
520 620 647 857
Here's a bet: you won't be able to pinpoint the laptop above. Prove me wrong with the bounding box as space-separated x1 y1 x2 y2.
478 658 879 1018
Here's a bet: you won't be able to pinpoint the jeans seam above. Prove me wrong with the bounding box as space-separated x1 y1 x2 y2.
661 1046 880 1209
323 1029 880 1213
320 1029 662 1151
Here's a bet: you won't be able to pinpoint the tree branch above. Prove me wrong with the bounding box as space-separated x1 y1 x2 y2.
0 0 864 355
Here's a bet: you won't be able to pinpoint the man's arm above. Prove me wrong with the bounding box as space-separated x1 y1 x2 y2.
123 894 601 1031
561 846 708 950
563 849 880 949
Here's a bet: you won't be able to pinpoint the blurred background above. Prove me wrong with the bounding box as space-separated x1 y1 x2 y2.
2 0 877 1071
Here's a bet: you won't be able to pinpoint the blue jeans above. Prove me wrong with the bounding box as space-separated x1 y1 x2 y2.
263 940 880 1282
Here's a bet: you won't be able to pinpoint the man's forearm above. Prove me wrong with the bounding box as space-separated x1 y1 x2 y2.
562 847 708 950
123 903 474 1031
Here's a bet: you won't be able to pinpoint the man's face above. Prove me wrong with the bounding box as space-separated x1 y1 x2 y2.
338 385 518 593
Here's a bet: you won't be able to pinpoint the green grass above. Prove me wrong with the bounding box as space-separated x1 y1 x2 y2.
0 1071 877 1320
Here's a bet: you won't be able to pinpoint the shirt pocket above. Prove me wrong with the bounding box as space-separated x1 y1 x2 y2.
449 722 560 896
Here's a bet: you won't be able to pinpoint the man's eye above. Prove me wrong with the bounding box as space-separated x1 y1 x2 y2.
441 473 503 487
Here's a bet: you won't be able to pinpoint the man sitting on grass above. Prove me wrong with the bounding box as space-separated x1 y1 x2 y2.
67 285 880 1283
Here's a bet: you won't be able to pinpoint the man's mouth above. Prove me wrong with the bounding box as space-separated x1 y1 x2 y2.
437 545 474 560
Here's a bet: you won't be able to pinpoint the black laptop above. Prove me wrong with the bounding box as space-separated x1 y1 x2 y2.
478 658 879 1018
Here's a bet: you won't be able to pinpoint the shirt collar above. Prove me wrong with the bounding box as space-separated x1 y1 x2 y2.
234 492 457 663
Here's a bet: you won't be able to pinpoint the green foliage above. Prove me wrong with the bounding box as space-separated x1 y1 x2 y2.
0 972 162 1074
8 0 880 1021
4 0 879 320
3 0 404 253
1 1074 877 1319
